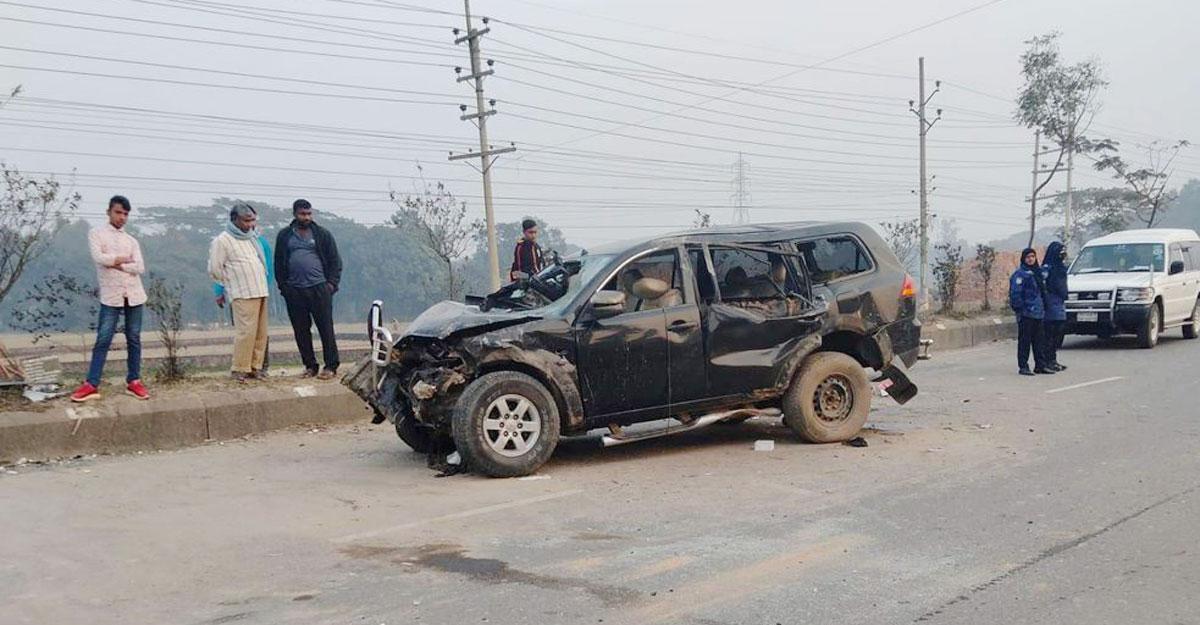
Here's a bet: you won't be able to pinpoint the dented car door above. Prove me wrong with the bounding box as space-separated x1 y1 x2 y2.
701 244 823 400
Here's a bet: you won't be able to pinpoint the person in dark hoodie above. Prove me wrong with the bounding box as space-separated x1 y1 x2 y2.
1009 247 1053 376
274 199 343 379
1041 241 1070 371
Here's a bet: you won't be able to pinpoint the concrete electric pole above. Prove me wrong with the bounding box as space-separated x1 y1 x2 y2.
450 0 515 291
731 152 751 225
1064 133 1074 251
909 57 941 304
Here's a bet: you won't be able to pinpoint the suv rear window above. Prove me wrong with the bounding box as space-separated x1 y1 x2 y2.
796 235 873 283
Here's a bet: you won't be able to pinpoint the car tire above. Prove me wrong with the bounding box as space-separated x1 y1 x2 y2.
783 352 871 444
451 371 560 477
1137 303 1161 349
1183 299 1200 339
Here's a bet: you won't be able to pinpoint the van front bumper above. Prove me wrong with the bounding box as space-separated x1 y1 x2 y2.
1066 303 1151 335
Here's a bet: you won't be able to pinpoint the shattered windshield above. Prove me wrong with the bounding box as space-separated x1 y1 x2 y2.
1070 244 1165 274
481 254 615 313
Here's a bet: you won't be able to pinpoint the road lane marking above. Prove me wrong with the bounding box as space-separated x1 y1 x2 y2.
1044 376 1125 395
331 488 583 544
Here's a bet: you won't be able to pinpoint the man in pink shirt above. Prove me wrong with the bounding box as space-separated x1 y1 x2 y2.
71 195 150 402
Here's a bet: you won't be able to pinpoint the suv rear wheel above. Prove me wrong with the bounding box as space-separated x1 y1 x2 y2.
1183 298 1199 339
1138 303 1162 349
783 352 871 443
451 371 560 477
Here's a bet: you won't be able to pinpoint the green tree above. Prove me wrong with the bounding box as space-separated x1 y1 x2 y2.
1014 32 1106 246
146 275 187 381
1044 186 1139 241
973 244 997 311
933 242 963 314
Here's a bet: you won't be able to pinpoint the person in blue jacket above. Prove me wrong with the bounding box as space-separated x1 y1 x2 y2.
214 227 274 374
1009 247 1053 376
1041 241 1069 371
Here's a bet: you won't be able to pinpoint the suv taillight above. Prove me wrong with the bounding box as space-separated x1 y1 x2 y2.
901 274 916 299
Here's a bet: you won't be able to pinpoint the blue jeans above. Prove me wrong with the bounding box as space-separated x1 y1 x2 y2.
85 302 144 386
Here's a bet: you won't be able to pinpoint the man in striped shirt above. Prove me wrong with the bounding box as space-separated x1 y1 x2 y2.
208 204 270 382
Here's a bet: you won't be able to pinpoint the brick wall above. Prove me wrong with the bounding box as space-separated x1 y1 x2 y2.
945 249 1023 313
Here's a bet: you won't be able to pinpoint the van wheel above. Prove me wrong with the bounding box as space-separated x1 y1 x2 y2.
1183 299 1200 339
1137 303 1161 349
783 352 871 443
451 371 560 477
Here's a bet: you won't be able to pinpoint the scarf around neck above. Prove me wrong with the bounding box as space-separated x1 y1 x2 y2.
225 221 267 268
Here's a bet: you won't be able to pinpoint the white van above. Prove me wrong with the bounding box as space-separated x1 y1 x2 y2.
1065 229 1200 348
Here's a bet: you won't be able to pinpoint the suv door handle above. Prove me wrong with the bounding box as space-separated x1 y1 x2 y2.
668 320 698 333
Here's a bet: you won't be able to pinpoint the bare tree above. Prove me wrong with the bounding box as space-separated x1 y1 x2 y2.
389 169 476 300
1090 139 1190 227
692 209 712 228
973 244 997 311
1015 32 1106 246
0 165 81 306
146 276 187 381
879 218 919 272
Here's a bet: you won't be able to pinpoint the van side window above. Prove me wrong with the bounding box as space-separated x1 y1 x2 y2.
687 247 717 302
1170 244 1186 271
797 235 873 283
1184 243 1200 271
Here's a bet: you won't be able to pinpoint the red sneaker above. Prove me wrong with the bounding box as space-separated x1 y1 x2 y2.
70 382 101 402
126 380 150 400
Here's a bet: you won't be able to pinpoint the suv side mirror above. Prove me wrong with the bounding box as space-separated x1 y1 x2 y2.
1170 260 1185 275
590 290 627 319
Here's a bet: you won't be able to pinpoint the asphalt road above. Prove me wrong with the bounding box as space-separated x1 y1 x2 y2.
2 333 1198 625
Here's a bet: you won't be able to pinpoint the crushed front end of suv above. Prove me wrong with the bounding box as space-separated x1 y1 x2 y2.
344 222 921 477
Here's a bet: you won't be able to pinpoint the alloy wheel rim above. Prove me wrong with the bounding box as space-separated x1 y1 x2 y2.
812 374 854 422
482 394 541 457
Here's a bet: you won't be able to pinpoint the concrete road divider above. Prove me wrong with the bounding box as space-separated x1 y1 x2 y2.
0 382 370 464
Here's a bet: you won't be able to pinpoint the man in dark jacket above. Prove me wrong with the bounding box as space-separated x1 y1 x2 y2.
1041 241 1069 371
1009 247 1053 376
274 199 343 379
509 219 544 281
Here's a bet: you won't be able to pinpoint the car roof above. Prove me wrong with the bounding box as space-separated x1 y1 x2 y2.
1083 228 1200 246
585 221 873 255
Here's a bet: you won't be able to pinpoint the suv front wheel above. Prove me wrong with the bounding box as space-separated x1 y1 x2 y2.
783 352 871 443
1138 303 1162 349
451 371 561 477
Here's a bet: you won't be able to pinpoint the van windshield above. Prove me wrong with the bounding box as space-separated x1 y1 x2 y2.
1070 243 1165 274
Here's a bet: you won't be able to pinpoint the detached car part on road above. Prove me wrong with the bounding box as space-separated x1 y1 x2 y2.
344 222 921 477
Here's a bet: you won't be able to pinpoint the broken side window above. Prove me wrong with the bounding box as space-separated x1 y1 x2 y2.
798 235 873 284
687 247 718 303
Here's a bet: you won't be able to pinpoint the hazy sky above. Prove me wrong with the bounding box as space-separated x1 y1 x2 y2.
2 0 1198 248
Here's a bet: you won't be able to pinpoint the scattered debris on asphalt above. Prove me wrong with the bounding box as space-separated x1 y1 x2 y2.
844 437 868 448
926 447 945 453
753 440 775 452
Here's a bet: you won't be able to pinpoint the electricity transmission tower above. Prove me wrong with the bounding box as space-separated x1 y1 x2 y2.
909 57 941 304
449 0 515 291
731 152 751 224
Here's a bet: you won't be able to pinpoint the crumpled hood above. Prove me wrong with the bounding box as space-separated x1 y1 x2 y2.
1068 272 1154 292
402 300 541 340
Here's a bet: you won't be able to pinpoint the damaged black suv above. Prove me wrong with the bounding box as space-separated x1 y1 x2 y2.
345 222 921 477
